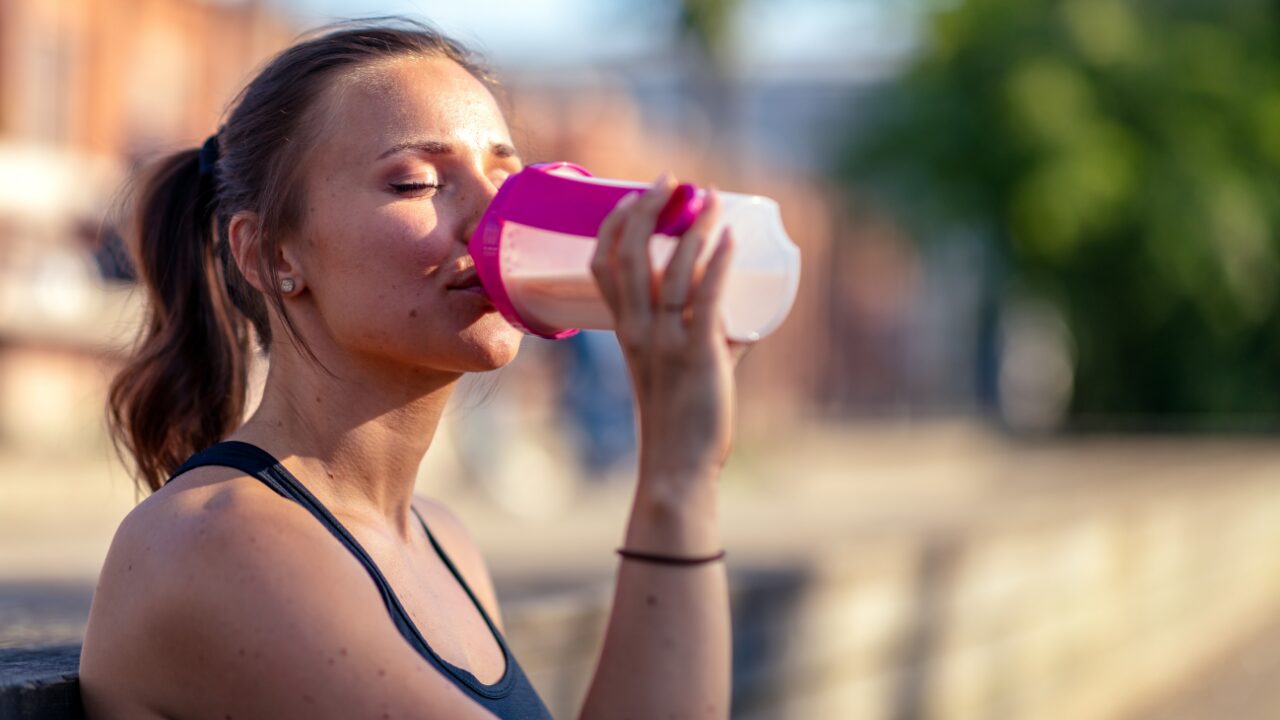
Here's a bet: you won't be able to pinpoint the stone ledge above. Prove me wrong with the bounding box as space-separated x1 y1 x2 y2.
0 644 82 719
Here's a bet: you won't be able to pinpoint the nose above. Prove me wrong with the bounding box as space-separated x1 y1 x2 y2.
457 166 503 245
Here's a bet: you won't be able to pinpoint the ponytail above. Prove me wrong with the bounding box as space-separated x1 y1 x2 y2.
108 147 251 493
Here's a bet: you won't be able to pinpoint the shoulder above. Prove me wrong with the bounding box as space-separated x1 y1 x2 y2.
413 495 505 630
95 466 337 602
80 469 491 720
80 468 340 713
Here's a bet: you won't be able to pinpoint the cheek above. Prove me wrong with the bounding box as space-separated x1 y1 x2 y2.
313 205 450 291
380 202 452 258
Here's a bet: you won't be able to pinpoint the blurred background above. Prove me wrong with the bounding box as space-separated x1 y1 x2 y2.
4 0 1280 717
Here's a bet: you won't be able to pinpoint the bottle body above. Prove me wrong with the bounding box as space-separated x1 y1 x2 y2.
469 163 800 343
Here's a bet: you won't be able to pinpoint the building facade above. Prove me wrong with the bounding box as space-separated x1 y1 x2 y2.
0 0 293 450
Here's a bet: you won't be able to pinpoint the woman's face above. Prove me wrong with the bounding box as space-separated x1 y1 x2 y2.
289 56 525 374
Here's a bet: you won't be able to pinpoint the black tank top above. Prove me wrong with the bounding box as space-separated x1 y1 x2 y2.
168 441 553 720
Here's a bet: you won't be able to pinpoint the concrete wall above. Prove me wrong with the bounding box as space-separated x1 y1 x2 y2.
504 473 1280 719
0 646 81 719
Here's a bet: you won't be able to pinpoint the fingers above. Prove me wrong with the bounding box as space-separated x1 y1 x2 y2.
590 191 638 318
691 227 735 340
592 173 734 355
655 189 722 342
590 174 678 353
615 174 678 332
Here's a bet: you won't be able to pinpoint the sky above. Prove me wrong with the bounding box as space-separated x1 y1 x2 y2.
267 0 934 172
278 0 926 79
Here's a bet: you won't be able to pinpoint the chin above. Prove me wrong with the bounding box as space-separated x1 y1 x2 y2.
452 318 524 372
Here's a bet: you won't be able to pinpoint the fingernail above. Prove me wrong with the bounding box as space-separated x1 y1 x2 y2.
652 171 673 188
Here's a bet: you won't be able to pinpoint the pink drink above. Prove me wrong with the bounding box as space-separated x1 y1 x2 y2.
500 224 679 332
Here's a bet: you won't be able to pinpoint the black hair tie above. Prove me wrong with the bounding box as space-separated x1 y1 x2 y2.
616 547 726 566
198 134 220 178
196 134 221 223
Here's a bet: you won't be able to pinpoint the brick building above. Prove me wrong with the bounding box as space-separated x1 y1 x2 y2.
0 0 293 450
0 0 290 155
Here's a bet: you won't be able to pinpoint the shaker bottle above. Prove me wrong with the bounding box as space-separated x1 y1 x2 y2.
468 162 800 343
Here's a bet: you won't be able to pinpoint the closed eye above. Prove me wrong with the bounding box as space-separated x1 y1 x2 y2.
389 181 442 196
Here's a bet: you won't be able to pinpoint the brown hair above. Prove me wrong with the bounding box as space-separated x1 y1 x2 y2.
108 20 498 492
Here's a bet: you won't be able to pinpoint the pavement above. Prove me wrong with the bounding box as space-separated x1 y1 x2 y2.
1127 614 1280 720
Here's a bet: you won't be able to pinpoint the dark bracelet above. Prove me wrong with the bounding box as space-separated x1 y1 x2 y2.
616 548 727 566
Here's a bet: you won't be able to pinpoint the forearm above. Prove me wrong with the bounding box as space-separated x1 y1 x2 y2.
578 473 731 720
578 176 739 719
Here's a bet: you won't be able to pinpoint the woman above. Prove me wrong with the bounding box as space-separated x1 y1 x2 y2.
80 21 742 720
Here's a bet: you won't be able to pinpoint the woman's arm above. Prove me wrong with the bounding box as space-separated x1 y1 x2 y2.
578 176 739 720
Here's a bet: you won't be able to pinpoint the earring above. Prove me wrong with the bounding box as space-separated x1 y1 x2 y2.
280 278 296 294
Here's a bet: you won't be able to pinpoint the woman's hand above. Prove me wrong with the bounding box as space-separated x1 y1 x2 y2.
591 174 740 492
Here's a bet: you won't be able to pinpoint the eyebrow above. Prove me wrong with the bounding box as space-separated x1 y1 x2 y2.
375 140 520 161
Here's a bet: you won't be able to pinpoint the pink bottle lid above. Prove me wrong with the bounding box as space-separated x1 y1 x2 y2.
469 162 704 339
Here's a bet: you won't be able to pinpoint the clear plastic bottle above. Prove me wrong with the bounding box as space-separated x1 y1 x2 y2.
469 162 800 343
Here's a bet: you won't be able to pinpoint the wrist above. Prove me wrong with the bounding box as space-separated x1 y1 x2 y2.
624 477 721 557
636 413 733 484
637 445 726 486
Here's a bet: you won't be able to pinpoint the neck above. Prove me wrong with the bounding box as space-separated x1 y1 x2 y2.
233 344 459 534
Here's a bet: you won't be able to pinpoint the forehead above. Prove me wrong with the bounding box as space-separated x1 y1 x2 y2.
317 56 510 160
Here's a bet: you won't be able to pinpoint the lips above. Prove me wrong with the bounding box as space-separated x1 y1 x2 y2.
448 267 484 291
447 266 490 301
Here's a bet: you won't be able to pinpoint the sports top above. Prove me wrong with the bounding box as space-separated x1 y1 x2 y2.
168 441 553 720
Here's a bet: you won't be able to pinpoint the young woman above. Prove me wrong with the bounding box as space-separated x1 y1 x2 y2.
79 21 741 720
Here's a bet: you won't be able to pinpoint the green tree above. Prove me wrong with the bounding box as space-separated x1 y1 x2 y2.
845 0 1280 422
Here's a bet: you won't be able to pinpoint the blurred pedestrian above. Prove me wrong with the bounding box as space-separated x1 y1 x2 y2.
556 330 637 482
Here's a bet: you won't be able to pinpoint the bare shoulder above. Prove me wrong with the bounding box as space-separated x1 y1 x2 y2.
413 495 504 630
81 469 494 720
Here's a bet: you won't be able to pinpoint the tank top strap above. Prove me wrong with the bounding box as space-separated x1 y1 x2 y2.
168 440 294 497
411 506 511 669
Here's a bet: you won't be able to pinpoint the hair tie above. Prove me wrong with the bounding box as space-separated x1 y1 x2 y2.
616 548 726 566
196 134 222 224
198 134 220 178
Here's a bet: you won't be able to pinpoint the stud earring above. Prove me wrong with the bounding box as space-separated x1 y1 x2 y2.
280 278 296 293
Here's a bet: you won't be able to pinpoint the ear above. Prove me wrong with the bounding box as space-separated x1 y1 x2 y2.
228 211 306 294
228 210 268 293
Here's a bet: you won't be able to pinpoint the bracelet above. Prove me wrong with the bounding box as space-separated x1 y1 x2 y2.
616 548 727 566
